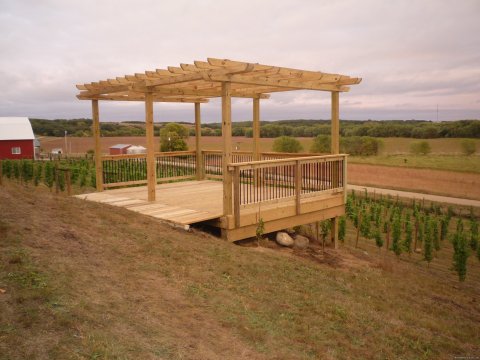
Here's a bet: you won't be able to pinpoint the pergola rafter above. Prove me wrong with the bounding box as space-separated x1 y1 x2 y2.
76 57 361 101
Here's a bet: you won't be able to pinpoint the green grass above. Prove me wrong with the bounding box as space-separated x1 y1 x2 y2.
349 154 480 173
378 137 480 155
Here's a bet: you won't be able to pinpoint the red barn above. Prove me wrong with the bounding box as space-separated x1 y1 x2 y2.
0 117 36 160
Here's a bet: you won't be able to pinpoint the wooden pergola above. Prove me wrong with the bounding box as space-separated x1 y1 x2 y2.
76 58 361 241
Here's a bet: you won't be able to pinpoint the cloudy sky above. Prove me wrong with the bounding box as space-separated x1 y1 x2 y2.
1 0 479 123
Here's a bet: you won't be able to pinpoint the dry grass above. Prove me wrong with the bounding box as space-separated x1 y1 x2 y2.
1 181 479 359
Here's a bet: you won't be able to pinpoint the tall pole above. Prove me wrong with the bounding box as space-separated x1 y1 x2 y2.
91 100 103 192
64 130 68 155
222 82 233 216
330 91 340 249
145 92 156 201
195 102 204 180
253 98 260 161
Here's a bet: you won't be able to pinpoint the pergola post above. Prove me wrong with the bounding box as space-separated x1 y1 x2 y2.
331 91 340 153
330 91 340 249
222 82 233 216
145 92 156 201
91 100 103 192
252 98 261 161
195 102 204 180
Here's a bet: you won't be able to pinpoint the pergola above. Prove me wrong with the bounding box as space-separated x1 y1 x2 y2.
76 58 361 241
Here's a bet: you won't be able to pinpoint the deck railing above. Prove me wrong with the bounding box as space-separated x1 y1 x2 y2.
102 151 197 188
101 150 338 192
202 150 223 179
228 154 347 227
155 151 196 182
102 154 148 188
202 150 256 179
201 150 318 179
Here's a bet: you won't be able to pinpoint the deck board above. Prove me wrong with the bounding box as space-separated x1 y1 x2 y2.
75 180 223 226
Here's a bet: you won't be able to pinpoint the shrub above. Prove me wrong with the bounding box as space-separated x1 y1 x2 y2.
452 219 469 282
160 123 189 152
432 219 440 251
43 162 54 189
460 139 476 156
360 206 370 238
272 136 303 153
310 135 331 153
470 218 479 251
341 136 382 156
391 211 402 256
404 217 413 253
410 141 431 155
374 226 383 249
423 217 433 264
34 162 43 186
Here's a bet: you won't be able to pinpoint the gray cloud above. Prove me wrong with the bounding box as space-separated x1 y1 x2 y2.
0 0 479 122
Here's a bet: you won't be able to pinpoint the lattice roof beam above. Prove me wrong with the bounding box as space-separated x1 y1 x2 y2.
77 93 209 103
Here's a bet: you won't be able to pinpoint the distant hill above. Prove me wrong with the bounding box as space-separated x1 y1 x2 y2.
30 118 480 138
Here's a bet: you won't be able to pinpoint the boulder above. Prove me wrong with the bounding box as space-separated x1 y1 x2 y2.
276 232 294 247
294 235 310 249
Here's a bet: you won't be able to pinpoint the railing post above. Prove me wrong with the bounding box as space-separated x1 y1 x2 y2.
295 160 301 215
233 166 241 228
332 158 339 189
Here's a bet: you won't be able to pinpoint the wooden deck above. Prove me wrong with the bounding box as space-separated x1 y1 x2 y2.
75 180 223 227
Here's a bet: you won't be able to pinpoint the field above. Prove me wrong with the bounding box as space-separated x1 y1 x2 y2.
38 136 480 200
39 135 480 155
1 180 480 359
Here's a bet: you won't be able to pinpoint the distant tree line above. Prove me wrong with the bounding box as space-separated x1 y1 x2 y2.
31 118 480 139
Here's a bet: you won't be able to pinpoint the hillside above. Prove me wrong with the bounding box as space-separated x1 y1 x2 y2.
1 182 479 359
30 118 480 138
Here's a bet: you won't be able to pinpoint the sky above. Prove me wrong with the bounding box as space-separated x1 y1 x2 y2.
0 0 479 123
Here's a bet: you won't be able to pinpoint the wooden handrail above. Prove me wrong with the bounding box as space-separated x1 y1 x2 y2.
102 153 147 160
228 154 348 171
261 151 315 157
154 150 196 156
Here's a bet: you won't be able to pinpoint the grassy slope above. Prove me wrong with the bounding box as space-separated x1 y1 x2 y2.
1 182 479 359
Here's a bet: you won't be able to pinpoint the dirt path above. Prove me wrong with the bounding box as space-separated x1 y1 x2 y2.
348 163 480 200
348 184 480 208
